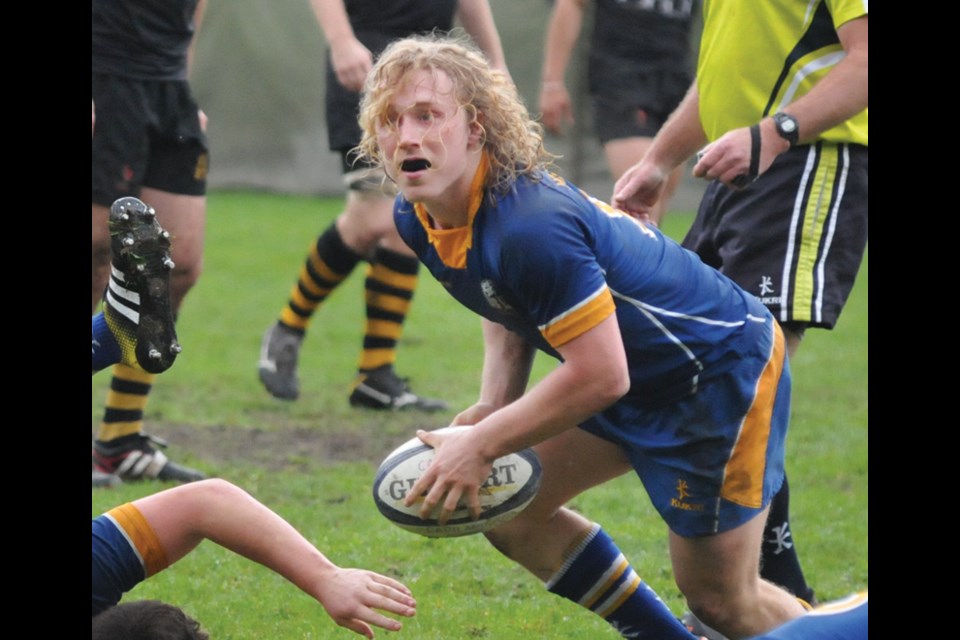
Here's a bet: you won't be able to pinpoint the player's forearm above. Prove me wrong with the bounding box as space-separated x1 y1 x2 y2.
457 0 508 73
476 315 629 460
774 16 868 144
540 0 584 84
309 0 357 47
477 319 536 409
644 82 708 170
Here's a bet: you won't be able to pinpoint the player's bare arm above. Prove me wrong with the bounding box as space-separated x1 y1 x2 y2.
406 314 629 523
135 480 416 637
538 0 587 134
309 0 372 92
611 82 707 222
456 0 510 75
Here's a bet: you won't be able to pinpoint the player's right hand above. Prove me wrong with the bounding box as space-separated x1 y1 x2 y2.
331 36 373 92
539 81 573 134
612 161 668 221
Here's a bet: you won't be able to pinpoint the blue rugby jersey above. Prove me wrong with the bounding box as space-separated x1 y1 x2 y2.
395 162 774 409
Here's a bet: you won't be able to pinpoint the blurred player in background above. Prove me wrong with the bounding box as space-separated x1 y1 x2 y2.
92 0 210 487
257 0 507 411
539 0 698 220
357 34 810 639
613 3 867 635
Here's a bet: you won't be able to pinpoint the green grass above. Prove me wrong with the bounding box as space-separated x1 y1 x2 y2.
93 190 867 639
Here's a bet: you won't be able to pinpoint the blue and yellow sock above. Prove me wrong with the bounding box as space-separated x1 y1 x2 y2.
92 312 121 374
547 524 695 639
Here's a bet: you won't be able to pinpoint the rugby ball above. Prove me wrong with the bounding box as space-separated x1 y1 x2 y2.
373 426 542 538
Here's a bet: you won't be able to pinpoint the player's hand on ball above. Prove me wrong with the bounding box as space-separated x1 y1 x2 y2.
315 567 416 639
404 428 493 524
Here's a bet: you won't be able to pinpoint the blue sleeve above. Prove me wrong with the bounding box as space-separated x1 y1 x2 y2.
92 515 146 616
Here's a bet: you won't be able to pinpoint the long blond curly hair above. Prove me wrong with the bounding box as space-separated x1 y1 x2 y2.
356 32 554 197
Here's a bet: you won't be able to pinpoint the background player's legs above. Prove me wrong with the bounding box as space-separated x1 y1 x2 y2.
484 429 696 639
94 189 206 486
260 188 445 410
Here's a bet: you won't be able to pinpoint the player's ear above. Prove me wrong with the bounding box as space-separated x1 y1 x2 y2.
468 110 484 148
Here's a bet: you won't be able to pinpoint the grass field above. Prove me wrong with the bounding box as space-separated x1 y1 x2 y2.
92 189 868 639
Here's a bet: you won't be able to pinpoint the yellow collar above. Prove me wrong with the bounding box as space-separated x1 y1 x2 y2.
413 153 489 269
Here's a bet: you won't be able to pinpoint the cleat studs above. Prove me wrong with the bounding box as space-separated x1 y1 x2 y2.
148 349 162 360
171 343 183 354
119 212 130 221
161 230 170 239
122 235 135 247
163 258 176 269
136 263 146 272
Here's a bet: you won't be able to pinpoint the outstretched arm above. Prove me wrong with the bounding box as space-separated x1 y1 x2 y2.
133 479 416 639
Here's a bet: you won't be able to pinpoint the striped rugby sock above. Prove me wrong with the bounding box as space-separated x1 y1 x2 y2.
547 524 694 639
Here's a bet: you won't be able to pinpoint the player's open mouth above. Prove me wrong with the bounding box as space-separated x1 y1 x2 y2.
401 158 431 173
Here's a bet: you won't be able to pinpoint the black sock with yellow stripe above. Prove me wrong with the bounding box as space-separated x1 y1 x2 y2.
279 223 362 333
358 247 419 373
95 364 156 445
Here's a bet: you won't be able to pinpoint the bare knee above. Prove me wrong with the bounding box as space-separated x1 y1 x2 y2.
169 260 203 308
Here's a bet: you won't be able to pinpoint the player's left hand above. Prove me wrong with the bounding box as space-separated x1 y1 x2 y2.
404 427 493 524
315 567 417 639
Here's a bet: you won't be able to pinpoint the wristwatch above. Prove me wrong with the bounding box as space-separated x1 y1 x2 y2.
772 112 799 147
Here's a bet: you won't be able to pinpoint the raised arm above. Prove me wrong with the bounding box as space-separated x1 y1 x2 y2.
133 479 416 638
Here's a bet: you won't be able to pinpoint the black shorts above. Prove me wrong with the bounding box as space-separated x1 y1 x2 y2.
589 62 690 143
325 55 364 154
683 143 868 330
92 73 209 206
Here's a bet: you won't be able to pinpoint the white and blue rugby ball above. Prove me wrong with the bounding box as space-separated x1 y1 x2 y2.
373 426 542 538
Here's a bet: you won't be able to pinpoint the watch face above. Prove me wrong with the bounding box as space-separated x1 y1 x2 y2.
776 113 797 133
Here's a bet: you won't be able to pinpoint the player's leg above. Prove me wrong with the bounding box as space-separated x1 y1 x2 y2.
484 428 697 639
257 151 379 401
669 507 807 639
93 197 181 375
343 188 447 412
684 144 867 616
93 78 209 487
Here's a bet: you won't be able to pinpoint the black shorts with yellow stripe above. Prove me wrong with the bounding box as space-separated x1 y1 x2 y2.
683 142 867 330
